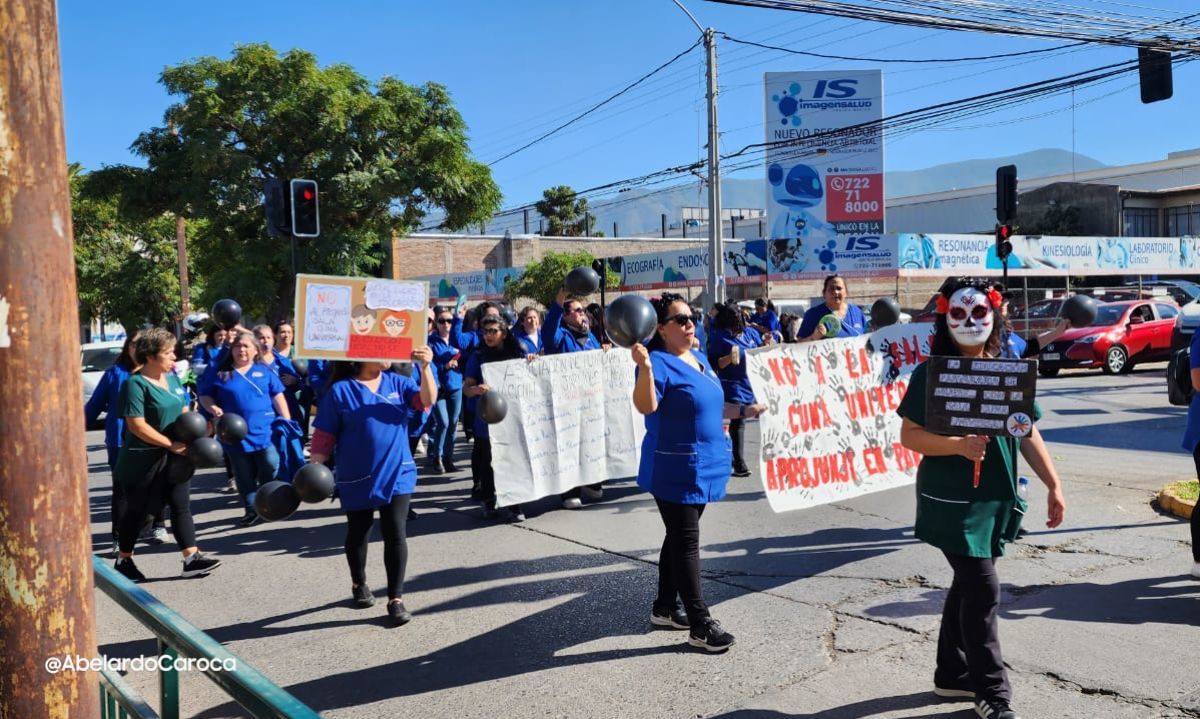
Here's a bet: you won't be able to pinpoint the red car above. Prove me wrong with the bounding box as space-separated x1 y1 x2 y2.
1036 300 1179 377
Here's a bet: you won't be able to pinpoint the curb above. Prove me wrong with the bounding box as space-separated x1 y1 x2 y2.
1157 483 1197 520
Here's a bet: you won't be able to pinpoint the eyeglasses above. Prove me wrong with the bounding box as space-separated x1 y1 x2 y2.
436 318 453 324
949 305 991 321
482 328 503 335
665 313 698 327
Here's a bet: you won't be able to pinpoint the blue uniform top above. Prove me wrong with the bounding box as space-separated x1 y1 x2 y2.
541 301 601 354
198 363 285 453
84 363 133 449
750 310 782 334
261 348 302 419
636 350 732 504
707 327 762 404
428 319 465 391
191 343 223 367
515 329 543 356
307 359 331 403
405 364 435 437
798 302 868 339
314 371 422 511
1182 331 1200 453
1001 330 1027 360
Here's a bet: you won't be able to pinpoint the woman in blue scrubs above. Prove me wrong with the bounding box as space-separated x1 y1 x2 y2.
1181 329 1200 580
198 331 291 527
426 306 465 474
514 306 543 356
85 333 142 548
632 293 765 653
309 347 436 626
798 274 868 341
463 315 527 521
707 302 764 478
190 324 227 370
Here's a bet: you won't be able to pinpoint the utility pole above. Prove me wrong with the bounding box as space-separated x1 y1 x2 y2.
0 1 99 716
704 27 725 308
176 215 190 315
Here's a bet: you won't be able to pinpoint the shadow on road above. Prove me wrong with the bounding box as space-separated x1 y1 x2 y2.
704 692 962 718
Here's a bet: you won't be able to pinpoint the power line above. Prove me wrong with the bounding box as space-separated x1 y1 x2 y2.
720 31 1089 62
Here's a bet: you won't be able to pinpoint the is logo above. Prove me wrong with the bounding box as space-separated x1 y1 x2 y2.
845 236 880 251
814 240 838 271
772 83 804 127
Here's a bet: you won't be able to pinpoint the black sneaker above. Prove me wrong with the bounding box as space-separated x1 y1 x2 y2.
650 602 689 630
114 557 146 583
975 698 1020 719
352 583 376 608
238 512 262 528
387 600 412 626
181 553 221 578
933 681 975 700
731 464 752 478
688 618 735 652
481 500 498 519
425 459 443 474
507 506 526 523
443 459 460 473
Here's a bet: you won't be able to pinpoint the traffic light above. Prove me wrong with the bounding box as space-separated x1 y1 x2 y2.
263 178 289 237
1138 42 1173 104
995 165 1017 223
290 179 320 238
996 223 1013 262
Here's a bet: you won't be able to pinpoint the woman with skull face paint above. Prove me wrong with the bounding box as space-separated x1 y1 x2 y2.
896 278 1065 719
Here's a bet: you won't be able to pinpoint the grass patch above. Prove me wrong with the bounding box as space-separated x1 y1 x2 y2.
1164 480 1199 502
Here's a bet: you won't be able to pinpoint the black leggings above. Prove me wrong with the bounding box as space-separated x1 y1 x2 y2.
344 494 411 599
472 437 494 503
937 551 1009 703
1190 445 1200 561
729 418 746 468
654 498 709 627
118 457 196 555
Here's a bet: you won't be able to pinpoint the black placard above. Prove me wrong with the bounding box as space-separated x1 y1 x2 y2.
924 356 1037 438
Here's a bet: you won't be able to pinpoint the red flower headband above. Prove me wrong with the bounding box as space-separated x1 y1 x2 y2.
936 288 1003 314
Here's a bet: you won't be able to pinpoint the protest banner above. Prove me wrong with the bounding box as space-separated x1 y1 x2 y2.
746 323 934 512
482 349 645 507
924 357 1037 438
293 273 428 361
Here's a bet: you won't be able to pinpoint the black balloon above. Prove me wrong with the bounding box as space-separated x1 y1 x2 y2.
211 298 243 331
1062 294 1098 327
188 437 225 468
604 294 658 348
565 266 601 296
254 481 301 522
217 413 248 444
292 463 336 503
871 297 902 328
479 391 508 424
291 358 308 378
170 412 209 443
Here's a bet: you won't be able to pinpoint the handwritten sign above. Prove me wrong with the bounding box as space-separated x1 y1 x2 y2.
925 357 1037 437
746 323 935 512
293 274 427 362
365 279 426 312
482 349 645 507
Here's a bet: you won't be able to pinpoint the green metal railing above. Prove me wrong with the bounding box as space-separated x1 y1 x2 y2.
93 556 321 718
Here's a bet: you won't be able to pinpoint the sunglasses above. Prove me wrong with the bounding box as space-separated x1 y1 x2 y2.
482 328 503 335
664 313 698 327
949 305 991 321
436 318 453 324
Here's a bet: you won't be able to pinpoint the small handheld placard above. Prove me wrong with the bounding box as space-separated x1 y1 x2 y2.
924 356 1037 488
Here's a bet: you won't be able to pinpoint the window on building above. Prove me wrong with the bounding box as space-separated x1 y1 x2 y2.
1166 206 1195 236
1124 208 1158 237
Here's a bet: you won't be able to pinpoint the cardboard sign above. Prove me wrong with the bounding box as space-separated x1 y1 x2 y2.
924 356 1037 437
293 274 428 362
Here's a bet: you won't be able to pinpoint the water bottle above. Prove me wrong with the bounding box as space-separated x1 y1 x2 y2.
1017 476 1030 500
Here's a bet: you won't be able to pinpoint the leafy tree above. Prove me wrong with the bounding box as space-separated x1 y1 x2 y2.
535 185 602 237
503 250 617 307
71 165 188 336
89 43 501 322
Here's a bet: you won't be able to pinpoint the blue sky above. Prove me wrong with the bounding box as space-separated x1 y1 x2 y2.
60 0 1199 229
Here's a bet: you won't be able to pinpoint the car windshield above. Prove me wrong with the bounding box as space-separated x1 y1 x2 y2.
1026 300 1062 319
82 347 121 373
1091 306 1126 327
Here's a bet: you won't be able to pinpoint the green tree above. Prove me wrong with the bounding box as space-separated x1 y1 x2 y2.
534 185 601 237
90 43 501 322
71 165 188 336
503 251 617 307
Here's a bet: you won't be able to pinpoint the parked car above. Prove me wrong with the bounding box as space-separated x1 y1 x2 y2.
1009 298 1066 337
81 340 124 407
1120 279 1200 306
1036 300 1177 376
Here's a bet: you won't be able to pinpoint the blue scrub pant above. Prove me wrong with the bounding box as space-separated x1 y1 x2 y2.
229 446 280 513
429 387 462 462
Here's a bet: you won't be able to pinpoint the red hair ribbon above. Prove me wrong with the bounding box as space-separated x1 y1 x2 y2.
987 288 1003 309
935 295 950 314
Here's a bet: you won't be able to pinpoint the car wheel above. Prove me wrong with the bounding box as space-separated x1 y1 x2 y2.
1038 367 1060 378
1103 346 1128 374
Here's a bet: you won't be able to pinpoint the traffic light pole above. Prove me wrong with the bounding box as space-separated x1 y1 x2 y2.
704 27 725 309
0 1 99 715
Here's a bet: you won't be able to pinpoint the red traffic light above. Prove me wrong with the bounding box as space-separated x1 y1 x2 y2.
997 224 1012 240
302 189 314 201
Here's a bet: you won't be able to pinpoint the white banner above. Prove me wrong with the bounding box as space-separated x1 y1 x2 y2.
482 349 646 507
746 323 934 512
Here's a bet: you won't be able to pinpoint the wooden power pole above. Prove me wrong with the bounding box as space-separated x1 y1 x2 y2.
0 1 100 715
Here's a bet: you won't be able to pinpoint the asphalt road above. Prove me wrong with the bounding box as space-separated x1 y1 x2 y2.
87 362 1200 718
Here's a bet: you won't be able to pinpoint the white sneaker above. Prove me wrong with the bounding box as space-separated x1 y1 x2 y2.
413 442 427 458
1191 561 1200 579
581 485 603 501
561 497 582 510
